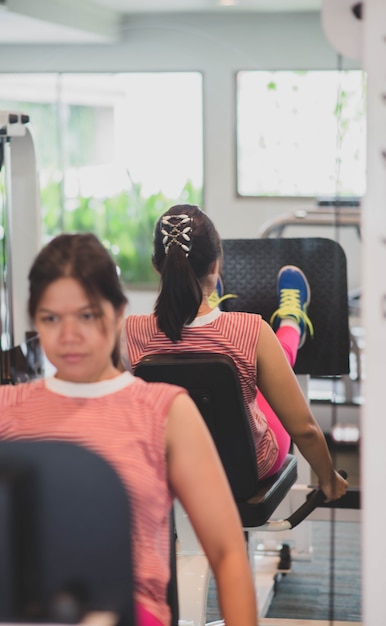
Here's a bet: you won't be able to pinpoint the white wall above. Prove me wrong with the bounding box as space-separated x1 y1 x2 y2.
0 11 358 240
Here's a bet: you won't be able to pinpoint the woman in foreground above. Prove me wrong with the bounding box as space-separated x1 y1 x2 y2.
0 232 257 626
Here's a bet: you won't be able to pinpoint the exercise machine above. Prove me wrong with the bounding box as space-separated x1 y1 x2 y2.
0 110 42 384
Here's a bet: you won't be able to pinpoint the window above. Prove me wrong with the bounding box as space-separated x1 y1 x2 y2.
0 72 203 284
236 70 366 199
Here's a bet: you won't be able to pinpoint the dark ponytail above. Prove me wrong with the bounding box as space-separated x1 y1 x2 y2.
152 205 222 342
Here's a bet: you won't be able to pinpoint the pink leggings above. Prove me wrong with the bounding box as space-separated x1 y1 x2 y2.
135 603 163 626
256 325 300 478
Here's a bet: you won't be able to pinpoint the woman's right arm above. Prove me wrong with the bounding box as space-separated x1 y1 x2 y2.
256 321 348 502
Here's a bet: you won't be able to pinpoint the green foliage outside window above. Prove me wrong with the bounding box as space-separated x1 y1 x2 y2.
0 72 203 284
40 177 202 286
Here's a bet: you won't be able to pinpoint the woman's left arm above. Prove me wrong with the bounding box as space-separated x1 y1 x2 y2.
166 393 258 626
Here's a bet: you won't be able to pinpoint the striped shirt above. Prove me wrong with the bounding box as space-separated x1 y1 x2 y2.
0 372 186 626
122 308 279 478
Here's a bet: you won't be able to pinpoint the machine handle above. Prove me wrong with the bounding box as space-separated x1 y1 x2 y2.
286 470 348 529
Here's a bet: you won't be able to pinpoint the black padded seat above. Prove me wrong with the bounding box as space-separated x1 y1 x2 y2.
135 352 298 526
238 454 297 528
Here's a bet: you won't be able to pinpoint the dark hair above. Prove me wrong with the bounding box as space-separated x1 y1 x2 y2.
28 233 128 365
152 204 222 342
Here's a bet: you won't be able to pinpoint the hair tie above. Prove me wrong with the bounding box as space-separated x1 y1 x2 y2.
161 214 193 257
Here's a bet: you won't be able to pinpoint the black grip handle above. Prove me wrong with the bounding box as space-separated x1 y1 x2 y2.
286 470 348 529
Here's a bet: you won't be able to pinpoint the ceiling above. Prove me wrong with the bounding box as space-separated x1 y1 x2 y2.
91 0 321 12
0 0 321 44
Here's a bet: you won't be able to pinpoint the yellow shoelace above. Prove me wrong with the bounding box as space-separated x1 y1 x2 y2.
270 288 314 336
208 291 238 309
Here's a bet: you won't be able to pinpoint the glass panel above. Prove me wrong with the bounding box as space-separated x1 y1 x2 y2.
237 70 366 198
0 72 203 284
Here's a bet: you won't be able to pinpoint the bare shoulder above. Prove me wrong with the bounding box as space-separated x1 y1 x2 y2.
166 391 215 451
167 392 204 427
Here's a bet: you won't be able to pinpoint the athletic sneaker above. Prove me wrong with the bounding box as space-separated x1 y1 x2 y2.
270 265 314 348
208 276 238 309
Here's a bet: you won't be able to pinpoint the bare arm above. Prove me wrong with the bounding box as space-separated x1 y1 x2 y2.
166 393 258 626
256 321 348 502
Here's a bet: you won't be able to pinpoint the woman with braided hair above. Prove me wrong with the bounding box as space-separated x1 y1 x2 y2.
121 204 348 501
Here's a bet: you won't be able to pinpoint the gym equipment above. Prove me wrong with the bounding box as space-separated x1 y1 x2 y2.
0 110 42 384
136 352 357 623
0 440 136 625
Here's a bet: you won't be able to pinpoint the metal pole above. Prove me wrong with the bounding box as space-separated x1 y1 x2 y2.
2 137 14 350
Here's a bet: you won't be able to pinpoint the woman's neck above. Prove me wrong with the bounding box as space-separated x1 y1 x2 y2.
196 297 214 317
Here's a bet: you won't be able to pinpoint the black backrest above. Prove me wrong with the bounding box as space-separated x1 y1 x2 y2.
135 352 259 501
0 440 135 625
221 237 350 376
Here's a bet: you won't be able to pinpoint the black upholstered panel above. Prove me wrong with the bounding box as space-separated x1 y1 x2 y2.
221 237 350 376
0 441 135 623
136 353 259 500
